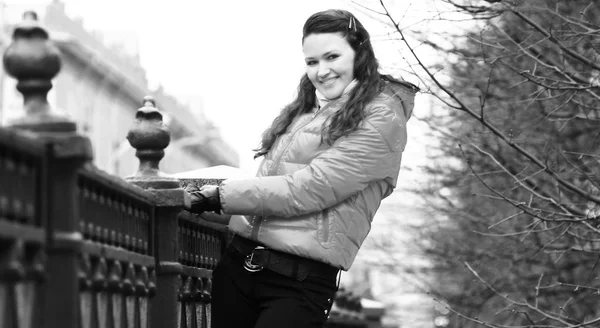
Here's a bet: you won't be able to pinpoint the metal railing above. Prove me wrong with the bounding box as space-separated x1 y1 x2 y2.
0 11 226 328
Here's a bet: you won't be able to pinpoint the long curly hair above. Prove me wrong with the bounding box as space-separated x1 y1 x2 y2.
254 9 397 158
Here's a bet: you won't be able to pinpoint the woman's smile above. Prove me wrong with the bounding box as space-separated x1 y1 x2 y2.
320 77 339 86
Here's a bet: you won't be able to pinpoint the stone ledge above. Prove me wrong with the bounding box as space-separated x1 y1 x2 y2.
174 165 250 190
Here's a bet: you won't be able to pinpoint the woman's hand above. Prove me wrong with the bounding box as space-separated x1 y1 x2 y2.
184 184 221 214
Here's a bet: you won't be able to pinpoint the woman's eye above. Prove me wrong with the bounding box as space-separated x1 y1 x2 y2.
306 61 317 66
327 54 339 60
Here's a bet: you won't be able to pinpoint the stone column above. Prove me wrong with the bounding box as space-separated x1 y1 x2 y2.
126 96 190 328
3 11 93 328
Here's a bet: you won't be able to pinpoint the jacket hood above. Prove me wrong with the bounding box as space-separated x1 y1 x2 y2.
382 80 419 120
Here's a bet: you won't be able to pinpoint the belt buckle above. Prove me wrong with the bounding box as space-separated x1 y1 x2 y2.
243 246 265 272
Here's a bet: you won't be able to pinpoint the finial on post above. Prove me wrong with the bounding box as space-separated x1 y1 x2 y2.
126 96 180 189
3 10 76 132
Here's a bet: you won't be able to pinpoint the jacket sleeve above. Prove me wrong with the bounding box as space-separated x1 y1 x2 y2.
218 105 407 218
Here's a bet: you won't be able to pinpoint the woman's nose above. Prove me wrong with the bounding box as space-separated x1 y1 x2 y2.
317 64 331 78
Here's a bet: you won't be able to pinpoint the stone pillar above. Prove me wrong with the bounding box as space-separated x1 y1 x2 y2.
3 11 93 328
126 96 190 328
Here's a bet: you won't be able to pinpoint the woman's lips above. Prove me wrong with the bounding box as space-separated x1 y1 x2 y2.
320 77 339 86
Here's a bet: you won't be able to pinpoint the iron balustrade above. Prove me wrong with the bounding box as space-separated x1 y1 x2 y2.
76 164 158 327
178 211 227 270
0 129 46 227
0 11 228 328
78 164 155 256
0 128 48 328
175 210 228 328
0 123 229 328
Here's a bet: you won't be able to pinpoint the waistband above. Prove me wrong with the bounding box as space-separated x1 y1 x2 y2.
228 234 339 282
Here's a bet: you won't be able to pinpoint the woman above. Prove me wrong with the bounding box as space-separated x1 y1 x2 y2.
187 9 418 328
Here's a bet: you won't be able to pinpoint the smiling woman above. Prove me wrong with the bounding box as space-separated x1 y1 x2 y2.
183 8 419 328
303 33 356 101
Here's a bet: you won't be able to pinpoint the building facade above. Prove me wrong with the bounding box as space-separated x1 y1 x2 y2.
0 1 238 177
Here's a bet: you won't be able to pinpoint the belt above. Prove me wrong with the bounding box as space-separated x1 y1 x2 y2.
228 234 339 282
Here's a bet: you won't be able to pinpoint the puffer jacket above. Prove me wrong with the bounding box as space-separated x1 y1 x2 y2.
219 81 417 270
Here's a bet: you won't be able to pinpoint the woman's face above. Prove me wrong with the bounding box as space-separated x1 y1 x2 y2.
303 32 356 100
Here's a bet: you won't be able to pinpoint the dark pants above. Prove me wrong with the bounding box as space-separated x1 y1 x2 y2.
211 242 339 328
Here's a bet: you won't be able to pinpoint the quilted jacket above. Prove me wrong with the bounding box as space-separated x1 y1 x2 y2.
219 81 417 270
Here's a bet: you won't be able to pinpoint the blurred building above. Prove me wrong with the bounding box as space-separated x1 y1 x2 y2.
0 0 238 177
339 191 437 328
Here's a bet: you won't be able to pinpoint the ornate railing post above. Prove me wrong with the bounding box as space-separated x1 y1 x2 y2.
3 11 93 328
126 96 190 328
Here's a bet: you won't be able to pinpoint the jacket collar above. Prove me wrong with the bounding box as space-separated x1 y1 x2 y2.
315 79 358 110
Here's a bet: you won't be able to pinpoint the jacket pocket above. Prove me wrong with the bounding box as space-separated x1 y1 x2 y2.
316 209 334 248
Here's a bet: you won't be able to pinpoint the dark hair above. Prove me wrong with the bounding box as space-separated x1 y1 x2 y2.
254 9 395 158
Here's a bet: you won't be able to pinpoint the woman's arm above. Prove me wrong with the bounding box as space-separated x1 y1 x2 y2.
219 104 407 218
